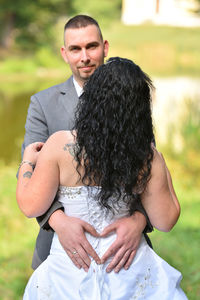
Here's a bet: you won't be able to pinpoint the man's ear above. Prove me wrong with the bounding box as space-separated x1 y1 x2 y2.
103 40 109 58
60 46 69 64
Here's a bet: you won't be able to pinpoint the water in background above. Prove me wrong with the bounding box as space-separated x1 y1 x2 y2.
0 77 199 165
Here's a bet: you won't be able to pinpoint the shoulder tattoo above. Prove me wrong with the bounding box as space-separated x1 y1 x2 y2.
63 143 79 161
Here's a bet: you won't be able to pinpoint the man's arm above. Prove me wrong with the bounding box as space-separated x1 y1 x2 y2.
22 95 49 154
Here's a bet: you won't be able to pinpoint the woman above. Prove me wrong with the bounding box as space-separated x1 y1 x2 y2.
17 57 187 299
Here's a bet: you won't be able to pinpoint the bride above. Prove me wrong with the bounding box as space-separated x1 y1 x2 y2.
17 57 187 299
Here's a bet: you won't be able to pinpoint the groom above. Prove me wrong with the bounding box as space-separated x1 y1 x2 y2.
22 15 152 273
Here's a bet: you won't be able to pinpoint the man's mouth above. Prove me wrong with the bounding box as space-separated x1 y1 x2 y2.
79 65 95 72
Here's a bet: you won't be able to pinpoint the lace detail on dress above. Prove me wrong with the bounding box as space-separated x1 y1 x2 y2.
58 186 82 198
86 196 112 232
131 267 159 299
35 283 53 300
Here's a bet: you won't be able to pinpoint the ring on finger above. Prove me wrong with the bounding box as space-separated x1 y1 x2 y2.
72 250 78 255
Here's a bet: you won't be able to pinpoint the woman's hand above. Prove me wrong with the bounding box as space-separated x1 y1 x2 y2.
23 142 44 165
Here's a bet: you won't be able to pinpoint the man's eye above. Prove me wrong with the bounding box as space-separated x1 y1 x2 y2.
71 47 80 52
88 44 98 50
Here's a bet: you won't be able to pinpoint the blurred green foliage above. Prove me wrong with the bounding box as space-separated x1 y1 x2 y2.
0 0 121 50
0 0 72 49
0 23 200 79
71 0 121 25
162 97 200 186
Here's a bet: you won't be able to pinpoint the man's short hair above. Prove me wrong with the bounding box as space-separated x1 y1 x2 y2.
64 15 103 43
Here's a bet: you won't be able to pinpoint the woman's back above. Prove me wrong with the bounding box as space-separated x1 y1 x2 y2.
23 166 187 300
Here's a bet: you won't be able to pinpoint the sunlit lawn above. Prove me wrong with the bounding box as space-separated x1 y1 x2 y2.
103 22 200 77
0 164 37 300
0 159 199 300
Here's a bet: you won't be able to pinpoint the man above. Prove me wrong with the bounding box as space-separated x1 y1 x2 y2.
22 15 152 273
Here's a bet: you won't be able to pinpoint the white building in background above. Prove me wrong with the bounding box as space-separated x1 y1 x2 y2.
122 0 200 27
152 77 200 147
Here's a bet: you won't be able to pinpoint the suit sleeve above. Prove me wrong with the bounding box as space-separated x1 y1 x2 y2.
136 204 153 234
130 195 153 234
21 95 49 156
21 94 64 231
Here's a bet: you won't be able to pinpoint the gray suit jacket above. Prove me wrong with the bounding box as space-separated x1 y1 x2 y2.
22 76 79 269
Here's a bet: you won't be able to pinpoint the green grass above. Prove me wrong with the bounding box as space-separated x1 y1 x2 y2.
0 160 199 299
103 22 200 77
150 182 200 299
0 164 37 299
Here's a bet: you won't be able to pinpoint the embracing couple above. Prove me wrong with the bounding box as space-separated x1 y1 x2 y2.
17 15 187 299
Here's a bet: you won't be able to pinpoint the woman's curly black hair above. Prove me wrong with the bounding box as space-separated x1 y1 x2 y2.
74 57 154 213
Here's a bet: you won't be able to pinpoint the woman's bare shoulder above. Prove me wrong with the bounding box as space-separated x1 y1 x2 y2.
38 131 75 159
46 130 76 146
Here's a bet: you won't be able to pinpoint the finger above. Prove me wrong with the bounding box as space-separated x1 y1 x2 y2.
83 222 100 237
101 241 121 264
81 240 101 264
36 142 44 151
63 242 88 270
113 250 132 273
75 245 91 267
66 250 81 269
123 250 137 270
100 223 116 237
105 247 129 273
74 245 92 272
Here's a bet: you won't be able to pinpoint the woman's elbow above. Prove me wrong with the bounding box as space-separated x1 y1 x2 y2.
154 208 181 232
17 194 41 218
17 201 37 218
22 207 38 218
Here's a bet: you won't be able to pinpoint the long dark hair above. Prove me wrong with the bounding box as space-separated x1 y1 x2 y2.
74 57 154 213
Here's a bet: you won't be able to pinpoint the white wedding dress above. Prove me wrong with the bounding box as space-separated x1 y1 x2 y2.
23 186 188 300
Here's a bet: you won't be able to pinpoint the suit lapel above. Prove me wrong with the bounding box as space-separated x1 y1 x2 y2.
58 76 79 123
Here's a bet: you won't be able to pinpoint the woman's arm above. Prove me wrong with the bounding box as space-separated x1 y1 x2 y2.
141 149 180 232
16 136 60 218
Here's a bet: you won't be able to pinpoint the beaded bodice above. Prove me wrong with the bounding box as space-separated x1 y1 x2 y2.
57 185 130 232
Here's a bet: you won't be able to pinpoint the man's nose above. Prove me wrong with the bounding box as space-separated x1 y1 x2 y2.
81 49 90 63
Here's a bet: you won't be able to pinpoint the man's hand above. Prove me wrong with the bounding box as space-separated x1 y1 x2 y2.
100 212 146 273
48 210 101 272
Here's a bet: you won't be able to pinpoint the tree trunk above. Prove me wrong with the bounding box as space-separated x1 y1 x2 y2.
0 12 15 49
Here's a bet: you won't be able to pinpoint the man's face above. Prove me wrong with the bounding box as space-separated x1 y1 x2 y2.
61 25 109 87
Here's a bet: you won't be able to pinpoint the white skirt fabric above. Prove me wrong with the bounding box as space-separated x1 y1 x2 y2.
23 186 188 300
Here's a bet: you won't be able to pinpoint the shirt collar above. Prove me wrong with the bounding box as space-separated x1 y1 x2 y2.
73 77 83 97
